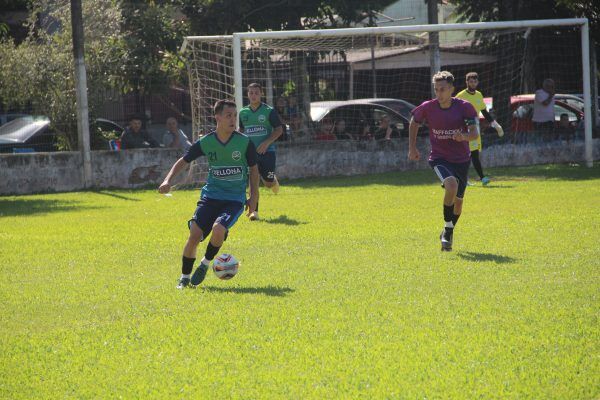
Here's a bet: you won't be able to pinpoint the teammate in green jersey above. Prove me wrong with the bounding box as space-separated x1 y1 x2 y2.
239 83 284 221
159 100 259 289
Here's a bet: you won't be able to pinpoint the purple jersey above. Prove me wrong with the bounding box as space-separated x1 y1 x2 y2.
412 98 477 163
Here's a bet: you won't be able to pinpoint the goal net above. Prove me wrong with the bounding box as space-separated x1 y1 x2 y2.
181 19 592 185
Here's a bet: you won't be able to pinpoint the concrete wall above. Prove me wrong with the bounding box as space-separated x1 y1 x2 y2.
1 139 598 196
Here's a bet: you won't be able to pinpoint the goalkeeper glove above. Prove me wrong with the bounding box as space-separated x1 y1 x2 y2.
491 120 504 137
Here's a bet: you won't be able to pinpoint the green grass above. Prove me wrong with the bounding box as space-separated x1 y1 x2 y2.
1 163 599 399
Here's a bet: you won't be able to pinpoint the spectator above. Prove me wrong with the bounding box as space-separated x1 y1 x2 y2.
315 118 336 141
374 114 400 140
333 119 354 140
357 120 374 141
162 117 192 151
120 116 160 149
275 97 289 124
556 113 575 142
287 95 303 132
532 78 556 142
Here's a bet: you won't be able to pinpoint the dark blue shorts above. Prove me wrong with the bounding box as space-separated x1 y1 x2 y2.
188 197 244 239
429 159 471 199
257 151 276 182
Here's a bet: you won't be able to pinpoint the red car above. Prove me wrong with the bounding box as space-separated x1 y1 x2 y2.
482 95 583 134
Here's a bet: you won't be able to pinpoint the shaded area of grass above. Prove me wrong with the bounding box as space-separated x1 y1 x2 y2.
0 198 100 218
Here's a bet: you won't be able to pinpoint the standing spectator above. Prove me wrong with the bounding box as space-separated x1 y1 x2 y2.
314 118 336 141
333 119 354 140
162 117 192 151
374 114 400 140
287 95 303 132
532 78 556 142
120 115 160 149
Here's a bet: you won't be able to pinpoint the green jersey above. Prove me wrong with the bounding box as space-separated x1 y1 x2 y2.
183 131 257 203
238 102 283 153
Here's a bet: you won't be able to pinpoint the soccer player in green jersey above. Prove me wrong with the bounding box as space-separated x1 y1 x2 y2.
159 100 259 289
455 72 504 186
238 83 284 221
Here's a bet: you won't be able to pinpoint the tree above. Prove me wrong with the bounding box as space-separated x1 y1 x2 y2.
0 0 125 150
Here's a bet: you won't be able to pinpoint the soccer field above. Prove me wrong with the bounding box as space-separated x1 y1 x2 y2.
1 164 599 399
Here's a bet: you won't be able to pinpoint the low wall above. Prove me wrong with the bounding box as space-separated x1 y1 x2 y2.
0 139 598 196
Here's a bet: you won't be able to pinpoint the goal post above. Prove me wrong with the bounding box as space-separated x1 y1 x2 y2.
182 18 593 170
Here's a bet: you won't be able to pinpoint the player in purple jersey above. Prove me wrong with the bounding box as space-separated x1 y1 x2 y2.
408 71 479 251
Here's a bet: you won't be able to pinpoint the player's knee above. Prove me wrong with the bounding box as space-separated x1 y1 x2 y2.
444 177 458 192
211 223 227 240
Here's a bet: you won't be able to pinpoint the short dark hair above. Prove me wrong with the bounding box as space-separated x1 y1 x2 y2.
247 82 262 91
213 100 237 115
466 72 479 80
128 114 143 122
432 71 455 85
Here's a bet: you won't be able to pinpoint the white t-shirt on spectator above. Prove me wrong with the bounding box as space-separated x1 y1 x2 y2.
532 89 555 123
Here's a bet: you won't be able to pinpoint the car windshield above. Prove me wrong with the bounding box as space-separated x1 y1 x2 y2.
0 116 50 137
373 101 414 119
310 105 331 122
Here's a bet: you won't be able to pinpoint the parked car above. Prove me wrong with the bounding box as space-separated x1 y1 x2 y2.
0 116 56 153
482 95 583 134
310 98 422 139
0 113 31 127
0 116 125 153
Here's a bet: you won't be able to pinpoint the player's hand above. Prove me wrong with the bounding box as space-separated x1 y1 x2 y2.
256 142 269 154
452 133 467 142
408 147 420 161
491 120 504 137
158 181 171 194
245 196 258 216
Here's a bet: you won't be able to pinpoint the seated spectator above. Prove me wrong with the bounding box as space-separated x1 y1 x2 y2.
333 119 354 140
556 113 576 142
357 120 374 141
120 116 159 149
374 114 400 140
315 118 336 141
162 117 192 151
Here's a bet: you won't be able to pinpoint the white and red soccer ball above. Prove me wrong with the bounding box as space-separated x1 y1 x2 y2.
212 254 239 280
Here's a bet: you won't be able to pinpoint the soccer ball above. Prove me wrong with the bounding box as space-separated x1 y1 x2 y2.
212 254 239 280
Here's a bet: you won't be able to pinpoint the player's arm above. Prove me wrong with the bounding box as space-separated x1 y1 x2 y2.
158 158 189 193
482 109 504 137
158 141 202 193
245 141 259 215
453 118 479 142
256 110 284 154
408 116 421 161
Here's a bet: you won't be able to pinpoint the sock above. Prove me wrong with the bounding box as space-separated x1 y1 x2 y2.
205 242 220 261
471 150 485 180
255 201 259 212
452 213 461 227
200 257 210 266
180 273 191 279
182 256 195 275
443 204 454 224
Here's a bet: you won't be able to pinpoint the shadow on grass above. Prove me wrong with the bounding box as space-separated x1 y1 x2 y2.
0 198 100 218
202 285 294 297
457 251 517 264
284 163 599 189
491 163 600 182
262 215 306 226
94 190 141 201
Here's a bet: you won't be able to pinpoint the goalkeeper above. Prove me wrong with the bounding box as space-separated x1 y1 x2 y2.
456 72 504 186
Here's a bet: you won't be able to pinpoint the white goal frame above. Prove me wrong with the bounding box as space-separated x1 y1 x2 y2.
183 18 593 167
